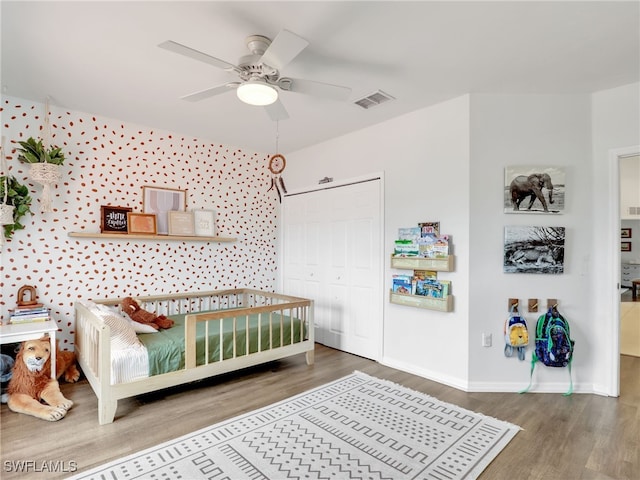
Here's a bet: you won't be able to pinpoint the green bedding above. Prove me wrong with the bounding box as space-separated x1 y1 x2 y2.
137 310 305 376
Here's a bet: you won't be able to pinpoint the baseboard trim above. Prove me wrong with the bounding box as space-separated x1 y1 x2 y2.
381 356 600 395
380 356 470 391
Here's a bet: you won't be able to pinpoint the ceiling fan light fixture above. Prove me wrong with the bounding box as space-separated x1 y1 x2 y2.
236 80 278 106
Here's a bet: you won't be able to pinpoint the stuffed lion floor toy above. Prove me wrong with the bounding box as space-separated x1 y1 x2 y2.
7 336 80 421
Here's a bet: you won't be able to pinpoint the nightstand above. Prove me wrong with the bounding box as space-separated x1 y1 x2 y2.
0 320 58 379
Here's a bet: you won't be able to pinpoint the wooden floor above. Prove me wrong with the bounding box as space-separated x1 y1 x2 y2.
1 344 638 480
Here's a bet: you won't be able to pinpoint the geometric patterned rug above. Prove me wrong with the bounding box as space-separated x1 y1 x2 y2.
70 371 520 479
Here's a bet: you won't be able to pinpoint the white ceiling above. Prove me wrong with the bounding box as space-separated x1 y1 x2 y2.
2 1 639 153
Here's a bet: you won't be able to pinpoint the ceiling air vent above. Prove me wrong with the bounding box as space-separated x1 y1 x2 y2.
629 206 640 215
353 90 395 109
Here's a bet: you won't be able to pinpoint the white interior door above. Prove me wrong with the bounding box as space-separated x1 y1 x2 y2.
282 177 383 361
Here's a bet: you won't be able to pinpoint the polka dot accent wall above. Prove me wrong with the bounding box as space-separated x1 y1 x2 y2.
1 96 278 348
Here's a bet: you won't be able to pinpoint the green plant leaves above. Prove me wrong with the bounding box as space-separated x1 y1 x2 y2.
16 137 65 165
0 175 33 239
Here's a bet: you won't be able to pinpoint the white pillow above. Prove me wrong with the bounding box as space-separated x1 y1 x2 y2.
127 318 158 334
81 301 142 350
96 304 158 334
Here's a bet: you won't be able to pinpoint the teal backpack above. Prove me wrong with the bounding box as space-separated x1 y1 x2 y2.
521 306 575 396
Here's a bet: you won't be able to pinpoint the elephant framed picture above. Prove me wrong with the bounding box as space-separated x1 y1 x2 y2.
504 166 565 214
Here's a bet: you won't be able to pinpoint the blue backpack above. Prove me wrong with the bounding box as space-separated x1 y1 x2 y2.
521 306 575 396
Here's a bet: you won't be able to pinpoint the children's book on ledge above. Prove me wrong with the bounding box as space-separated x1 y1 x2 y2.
391 272 451 298
394 222 450 258
392 275 413 295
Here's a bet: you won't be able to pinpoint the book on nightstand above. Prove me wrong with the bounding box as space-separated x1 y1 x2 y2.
9 306 51 324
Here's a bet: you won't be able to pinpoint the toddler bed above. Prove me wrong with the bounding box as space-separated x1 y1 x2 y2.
74 288 314 424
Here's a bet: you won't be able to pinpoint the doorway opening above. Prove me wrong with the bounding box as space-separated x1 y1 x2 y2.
609 145 640 397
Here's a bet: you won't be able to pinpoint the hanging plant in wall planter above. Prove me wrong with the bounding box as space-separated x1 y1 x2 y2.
0 175 33 240
16 137 65 213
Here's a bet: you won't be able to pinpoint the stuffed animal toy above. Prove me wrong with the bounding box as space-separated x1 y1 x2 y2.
1 353 15 403
7 336 80 421
121 296 174 330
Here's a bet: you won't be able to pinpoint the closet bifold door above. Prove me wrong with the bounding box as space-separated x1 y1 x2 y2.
281 177 383 361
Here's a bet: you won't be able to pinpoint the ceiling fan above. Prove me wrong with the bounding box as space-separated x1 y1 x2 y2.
159 29 352 121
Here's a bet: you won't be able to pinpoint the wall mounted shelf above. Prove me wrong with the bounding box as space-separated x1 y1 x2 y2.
390 255 454 271
68 232 237 242
389 291 453 312
390 254 454 312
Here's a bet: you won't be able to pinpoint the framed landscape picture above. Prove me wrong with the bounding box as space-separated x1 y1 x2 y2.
504 166 565 214
100 206 132 234
143 186 186 235
503 225 566 274
621 241 632 252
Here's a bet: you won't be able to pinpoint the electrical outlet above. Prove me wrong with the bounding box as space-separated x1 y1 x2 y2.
482 333 492 347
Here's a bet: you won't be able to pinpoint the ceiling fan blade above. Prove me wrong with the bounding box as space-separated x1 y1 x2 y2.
264 98 289 121
159 40 239 72
282 78 351 101
260 30 309 71
180 83 237 102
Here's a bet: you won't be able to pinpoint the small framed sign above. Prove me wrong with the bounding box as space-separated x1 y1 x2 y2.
194 209 216 237
168 211 195 236
127 213 157 235
100 206 132 233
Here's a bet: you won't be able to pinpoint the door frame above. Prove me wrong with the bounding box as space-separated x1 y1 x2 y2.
608 145 639 397
279 172 385 360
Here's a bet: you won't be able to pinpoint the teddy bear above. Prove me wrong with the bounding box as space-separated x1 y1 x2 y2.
7 336 80 421
121 296 174 330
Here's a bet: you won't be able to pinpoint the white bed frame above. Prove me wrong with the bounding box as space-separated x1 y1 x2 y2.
74 288 314 424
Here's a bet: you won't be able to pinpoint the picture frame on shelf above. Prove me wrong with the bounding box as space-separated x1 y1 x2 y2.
621 241 632 252
100 206 132 234
143 186 186 235
127 213 157 235
621 228 632 239
168 211 195 236
193 209 216 237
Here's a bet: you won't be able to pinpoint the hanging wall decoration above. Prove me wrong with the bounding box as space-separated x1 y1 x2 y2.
268 154 287 203
503 225 566 274
15 99 65 213
504 166 565 214
0 137 33 243
0 139 15 249
267 121 287 203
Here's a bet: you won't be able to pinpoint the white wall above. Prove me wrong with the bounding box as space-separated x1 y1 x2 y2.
591 83 640 395
286 84 639 395
286 96 472 389
468 94 593 392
